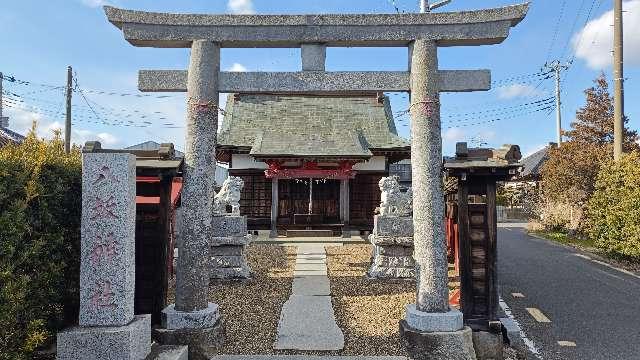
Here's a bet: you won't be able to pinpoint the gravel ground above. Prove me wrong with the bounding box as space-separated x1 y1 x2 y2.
326 244 414 356
168 244 297 354
164 242 519 358
326 244 519 360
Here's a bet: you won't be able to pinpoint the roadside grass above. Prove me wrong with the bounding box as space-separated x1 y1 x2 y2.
530 229 596 249
530 229 640 272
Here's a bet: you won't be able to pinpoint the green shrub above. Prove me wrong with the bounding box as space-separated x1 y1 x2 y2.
586 152 640 261
0 129 81 359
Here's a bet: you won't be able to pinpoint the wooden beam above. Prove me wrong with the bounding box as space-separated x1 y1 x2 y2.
138 70 491 93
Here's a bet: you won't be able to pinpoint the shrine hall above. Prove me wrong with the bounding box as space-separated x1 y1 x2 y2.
215 93 410 237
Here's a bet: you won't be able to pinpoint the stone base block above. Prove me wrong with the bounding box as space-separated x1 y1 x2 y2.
368 243 414 279
369 234 414 246
210 244 252 279
405 305 463 332
57 314 151 360
146 345 188 360
211 245 245 256
162 303 220 330
400 320 477 360
210 265 252 280
374 254 415 267
472 331 504 360
367 264 415 279
153 318 224 360
376 245 414 257
210 235 252 246
211 215 248 238
374 215 414 237
211 255 246 268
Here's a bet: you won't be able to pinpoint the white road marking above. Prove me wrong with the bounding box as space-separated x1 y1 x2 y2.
571 253 640 280
499 297 543 359
526 308 552 323
557 340 576 347
512 292 525 298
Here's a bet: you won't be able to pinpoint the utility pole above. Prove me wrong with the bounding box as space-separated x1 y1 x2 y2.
0 72 6 128
543 60 569 146
65 66 73 153
613 0 624 160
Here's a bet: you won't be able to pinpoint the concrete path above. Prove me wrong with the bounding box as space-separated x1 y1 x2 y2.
498 227 640 359
274 244 345 351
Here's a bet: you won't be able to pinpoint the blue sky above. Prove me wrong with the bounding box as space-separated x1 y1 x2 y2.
1 0 639 157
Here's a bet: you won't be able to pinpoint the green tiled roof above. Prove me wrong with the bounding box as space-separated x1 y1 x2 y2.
218 94 409 158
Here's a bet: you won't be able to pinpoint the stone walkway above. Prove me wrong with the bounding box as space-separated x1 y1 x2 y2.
273 244 345 351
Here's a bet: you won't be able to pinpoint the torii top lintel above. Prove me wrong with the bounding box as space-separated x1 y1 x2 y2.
104 4 529 48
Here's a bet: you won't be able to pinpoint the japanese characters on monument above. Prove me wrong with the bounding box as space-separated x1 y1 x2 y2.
79 153 136 327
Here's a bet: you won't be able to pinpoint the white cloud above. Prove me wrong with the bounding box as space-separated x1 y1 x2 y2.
497 84 545 99
97 132 118 146
4 107 119 147
573 0 640 69
227 0 255 15
443 127 465 143
80 0 111 8
227 63 248 72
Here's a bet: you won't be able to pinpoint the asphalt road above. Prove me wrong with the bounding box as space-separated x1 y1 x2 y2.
498 226 640 360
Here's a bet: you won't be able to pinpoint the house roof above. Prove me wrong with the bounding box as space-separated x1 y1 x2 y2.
217 94 409 159
520 144 555 179
0 127 25 148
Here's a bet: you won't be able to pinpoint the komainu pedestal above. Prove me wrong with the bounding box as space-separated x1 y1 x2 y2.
210 215 252 279
368 177 415 279
210 176 252 279
368 215 415 278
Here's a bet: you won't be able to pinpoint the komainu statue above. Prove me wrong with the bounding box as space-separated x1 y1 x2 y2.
213 176 244 215
378 176 412 216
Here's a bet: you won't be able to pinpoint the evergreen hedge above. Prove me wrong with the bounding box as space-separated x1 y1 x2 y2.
587 152 640 260
0 130 81 359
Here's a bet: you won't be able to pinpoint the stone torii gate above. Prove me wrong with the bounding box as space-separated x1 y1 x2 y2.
105 4 528 358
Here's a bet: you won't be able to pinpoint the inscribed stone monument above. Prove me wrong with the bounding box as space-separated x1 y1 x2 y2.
57 151 151 360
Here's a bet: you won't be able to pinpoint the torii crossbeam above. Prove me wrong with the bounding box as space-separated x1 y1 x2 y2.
104 3 529 357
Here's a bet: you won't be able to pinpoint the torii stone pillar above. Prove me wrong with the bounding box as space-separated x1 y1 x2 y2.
410 39 449 313
399 39 475 360
155 40 224 357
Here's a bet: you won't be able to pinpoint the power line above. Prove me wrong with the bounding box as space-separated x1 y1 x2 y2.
558 0 587 61
444 104 555 129
545 0 567 63
568 0 602 64
443 99 555 126
444 97 554 118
